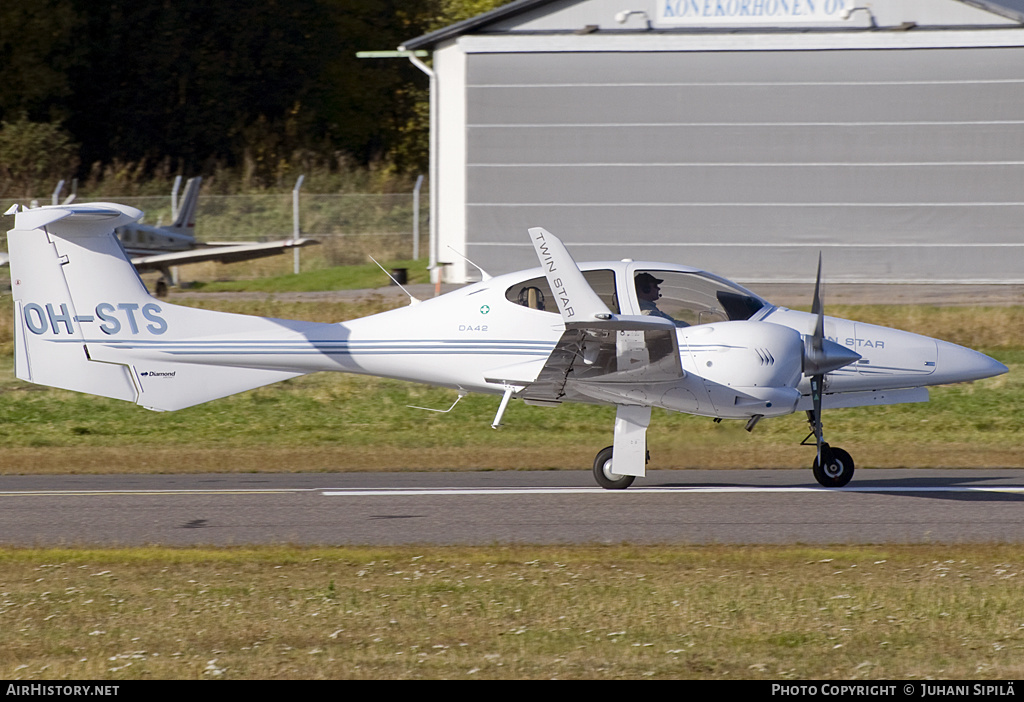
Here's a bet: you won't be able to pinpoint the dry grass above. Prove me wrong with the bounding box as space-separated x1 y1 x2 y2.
1 545 1022 680
827 305 1024 351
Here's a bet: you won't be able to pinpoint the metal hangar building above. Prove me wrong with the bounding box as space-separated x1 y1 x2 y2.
401 0 1024 285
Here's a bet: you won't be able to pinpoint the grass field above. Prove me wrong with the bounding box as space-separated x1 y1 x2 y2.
2 545 1023 680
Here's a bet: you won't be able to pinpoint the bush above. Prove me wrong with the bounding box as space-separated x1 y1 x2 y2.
0 116 79 198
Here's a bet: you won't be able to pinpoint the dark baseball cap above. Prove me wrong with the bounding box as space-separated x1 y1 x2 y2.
635 272 663 286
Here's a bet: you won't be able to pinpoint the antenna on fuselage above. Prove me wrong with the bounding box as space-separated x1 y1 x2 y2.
369 255 421 305
446 246 492 282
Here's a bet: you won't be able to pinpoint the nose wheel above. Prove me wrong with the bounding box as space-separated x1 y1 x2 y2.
811 444 855 488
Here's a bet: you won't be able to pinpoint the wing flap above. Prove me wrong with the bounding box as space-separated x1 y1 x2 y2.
796 387 929 411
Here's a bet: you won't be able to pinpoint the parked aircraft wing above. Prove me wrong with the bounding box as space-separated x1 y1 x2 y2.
130 238 318 271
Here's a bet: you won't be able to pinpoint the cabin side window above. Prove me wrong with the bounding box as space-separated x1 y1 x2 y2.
505 270 620 314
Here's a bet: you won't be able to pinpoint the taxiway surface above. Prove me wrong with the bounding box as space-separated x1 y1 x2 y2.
2 469 1024 546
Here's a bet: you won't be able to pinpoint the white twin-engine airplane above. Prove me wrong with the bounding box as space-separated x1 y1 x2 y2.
5 203 1008 489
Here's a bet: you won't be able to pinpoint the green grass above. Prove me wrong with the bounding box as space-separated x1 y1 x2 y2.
2 544 1023 680
187 259 430 293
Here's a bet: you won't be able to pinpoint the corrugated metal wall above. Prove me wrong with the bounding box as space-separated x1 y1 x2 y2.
463 48 1024 283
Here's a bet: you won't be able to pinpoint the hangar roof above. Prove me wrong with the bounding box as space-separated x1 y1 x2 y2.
402 0 1024 50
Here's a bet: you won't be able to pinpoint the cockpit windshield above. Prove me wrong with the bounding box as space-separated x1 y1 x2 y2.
632 271 766 326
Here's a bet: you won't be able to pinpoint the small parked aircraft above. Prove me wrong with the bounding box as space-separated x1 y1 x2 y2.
4 202 1008 488
115 177 318 296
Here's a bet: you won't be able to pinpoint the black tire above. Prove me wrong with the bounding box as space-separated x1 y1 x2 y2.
593 446 635 490
812 445 854 488
155 279 168 298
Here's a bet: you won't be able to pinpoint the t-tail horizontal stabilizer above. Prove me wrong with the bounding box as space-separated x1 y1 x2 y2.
7 203 309 411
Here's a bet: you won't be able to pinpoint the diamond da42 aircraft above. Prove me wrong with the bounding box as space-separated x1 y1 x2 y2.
4 202 1008 488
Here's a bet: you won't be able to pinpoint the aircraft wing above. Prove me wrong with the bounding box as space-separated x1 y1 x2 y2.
509 227 684 404
518 321 684 404
130 238 318 271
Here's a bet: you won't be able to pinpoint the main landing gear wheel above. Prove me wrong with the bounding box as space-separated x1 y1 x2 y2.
812 445 854 488
593 446 635 490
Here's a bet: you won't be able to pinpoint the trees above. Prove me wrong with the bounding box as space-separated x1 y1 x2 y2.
0 0 510 186
0 117 79 198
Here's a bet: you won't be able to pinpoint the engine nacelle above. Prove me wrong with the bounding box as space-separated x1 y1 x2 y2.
680 321 804 418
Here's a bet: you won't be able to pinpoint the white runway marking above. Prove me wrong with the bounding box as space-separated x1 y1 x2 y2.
0 489 306 497
321 486 1024 497
2 486 1023 498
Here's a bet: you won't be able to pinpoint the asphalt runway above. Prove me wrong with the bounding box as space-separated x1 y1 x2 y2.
2 469 1024 546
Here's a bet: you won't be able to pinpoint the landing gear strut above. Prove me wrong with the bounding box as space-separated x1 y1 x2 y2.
803 409 855 488
592 405 651 489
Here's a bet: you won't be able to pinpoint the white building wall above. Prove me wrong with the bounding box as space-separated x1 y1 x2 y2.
419 0 1024 283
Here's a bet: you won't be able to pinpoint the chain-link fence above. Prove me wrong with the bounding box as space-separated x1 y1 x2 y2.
2 191 429 275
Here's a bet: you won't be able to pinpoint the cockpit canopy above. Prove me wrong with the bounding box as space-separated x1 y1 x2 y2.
505 266 766 326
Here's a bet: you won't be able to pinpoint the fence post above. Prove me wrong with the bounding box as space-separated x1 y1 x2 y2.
292 174 305 275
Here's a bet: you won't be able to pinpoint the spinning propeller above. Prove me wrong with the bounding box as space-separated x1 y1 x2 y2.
801 255 862 486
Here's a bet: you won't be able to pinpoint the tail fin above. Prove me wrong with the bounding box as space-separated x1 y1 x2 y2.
167 177 201 235
7 202 314 411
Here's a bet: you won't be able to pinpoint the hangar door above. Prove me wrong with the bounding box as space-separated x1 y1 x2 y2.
463 48 1024 283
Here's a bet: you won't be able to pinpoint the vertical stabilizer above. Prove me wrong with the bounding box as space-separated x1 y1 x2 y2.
167 177 201 234
9 204 145 402
6 202 311 411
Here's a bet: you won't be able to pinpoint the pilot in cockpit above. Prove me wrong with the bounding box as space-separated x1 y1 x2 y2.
635 272 688 327
517 285 546 310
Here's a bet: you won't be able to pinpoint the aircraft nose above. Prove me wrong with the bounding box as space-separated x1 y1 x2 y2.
935 341 1008 384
